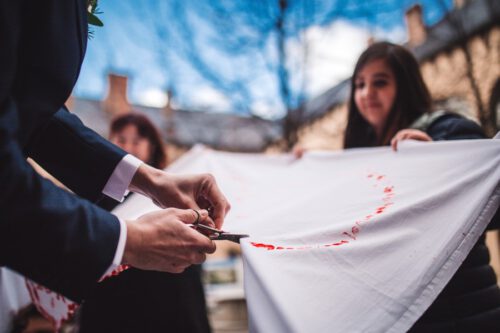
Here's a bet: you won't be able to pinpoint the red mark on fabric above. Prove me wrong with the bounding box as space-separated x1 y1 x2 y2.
251 242 275 250
343 232 356 240
344 226 360 239
251 172 396 251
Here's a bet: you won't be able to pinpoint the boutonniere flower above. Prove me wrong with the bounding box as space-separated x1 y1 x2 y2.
87 0 103 27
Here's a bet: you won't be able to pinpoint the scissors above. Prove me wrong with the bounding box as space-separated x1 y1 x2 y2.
192 222 249 244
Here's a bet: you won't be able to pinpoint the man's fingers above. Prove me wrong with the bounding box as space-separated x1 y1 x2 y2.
199 174 231 229
204 240 217 254
212 200 230 229
167 262 188 274
191 252 207 265
176 208 209 225
208 189 231 229
190 228 217 254
180 221 217 254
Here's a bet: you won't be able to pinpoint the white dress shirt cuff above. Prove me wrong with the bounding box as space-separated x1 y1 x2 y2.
102 154 143 202
101 217 128 278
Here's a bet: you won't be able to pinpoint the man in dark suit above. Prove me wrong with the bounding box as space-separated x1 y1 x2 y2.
0 0 230 303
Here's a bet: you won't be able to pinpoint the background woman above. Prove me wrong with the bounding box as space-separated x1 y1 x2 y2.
79 113 211 333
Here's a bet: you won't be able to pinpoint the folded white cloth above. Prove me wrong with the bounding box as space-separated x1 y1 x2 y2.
0 268 31 333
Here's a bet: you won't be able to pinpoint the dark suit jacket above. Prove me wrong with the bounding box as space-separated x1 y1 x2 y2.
0 0 127 302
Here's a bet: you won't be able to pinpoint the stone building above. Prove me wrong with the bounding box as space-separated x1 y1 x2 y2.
413 0 500 136
68 74 282 163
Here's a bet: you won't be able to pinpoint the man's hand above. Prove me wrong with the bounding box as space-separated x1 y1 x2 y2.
122 208 216 273
391 129 433 151
129 164 230 229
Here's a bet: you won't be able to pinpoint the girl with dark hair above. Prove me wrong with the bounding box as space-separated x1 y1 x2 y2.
347 41 500 332
79 113 211 333
344 41 432 148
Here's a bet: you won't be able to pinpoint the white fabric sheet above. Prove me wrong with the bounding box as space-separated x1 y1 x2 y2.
114 139 500 333
0 268 30 333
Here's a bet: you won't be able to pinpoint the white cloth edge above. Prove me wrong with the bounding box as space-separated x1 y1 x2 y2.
243 246 293 333
389 184 500 332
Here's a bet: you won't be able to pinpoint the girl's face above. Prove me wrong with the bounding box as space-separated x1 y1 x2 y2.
354 58 397 137
110 124 151 163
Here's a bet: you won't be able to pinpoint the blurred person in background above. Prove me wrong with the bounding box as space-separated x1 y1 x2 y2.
79 113 211 333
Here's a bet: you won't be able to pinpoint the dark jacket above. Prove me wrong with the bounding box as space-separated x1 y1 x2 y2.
410 113 500 332
0 0 126 302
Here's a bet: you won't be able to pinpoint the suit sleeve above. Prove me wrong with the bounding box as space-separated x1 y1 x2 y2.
0 100 121 302
27 107 127 202
0 1 121 302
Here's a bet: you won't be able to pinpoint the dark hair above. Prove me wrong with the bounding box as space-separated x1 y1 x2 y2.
344 42 432 148
110 113 167 169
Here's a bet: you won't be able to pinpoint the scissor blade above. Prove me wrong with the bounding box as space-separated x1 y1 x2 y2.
210 233 249 244
192 223 249 243
193 223 224 234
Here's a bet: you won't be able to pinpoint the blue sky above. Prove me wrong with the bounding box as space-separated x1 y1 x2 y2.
75 0 453 119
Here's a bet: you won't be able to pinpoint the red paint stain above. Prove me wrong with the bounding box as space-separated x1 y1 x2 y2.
251 242 275 250
343 226 360 240
32 289 40 302
251 172 396 252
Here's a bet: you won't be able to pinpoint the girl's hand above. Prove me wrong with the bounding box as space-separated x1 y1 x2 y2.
391 129 432 151
292 145 306 159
